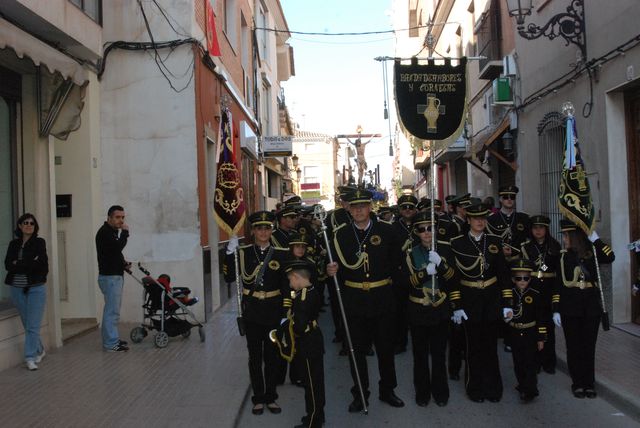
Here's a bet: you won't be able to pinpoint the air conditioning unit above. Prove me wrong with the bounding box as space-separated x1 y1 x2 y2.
492 77 513 105
503 55 517 76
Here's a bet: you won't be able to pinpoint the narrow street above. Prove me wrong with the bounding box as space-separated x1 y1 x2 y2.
2 298 637 427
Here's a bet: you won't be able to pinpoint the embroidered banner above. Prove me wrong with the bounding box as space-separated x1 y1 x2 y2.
394 58 468 147
558 114 595 234
214 108 246 235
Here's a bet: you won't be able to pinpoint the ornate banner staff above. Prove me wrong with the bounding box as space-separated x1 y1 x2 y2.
234 246 245 336
313 204 368 415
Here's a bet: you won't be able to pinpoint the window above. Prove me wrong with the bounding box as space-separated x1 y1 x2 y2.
538 112 565 237
69 0 101 24
303 166 320 184
267 168 280 198
258 4 269 63
224 0 237 49
241 13 251 106
260 80 271 134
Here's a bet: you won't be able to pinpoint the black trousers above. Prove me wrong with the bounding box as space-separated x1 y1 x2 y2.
448 321 465 376
245 319 279 404
299 352 325 427
347 310 397 399
326 278 344 341
537 313 556 370
464 321 503 401
562 314 600 389
410 320 449 402
510 328 539 395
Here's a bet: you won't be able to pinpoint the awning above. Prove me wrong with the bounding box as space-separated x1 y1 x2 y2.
0 17 88 85
468 114 510 155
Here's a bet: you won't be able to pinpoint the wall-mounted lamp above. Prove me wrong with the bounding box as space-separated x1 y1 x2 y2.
296 167 302 181
507 0 587 60
291 154 299 168
502 130 514 155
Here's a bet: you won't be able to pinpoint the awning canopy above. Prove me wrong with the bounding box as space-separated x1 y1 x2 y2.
0 17 88 86
468 115 510 155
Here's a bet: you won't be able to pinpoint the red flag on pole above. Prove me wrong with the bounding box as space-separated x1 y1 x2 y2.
206 1 221 57
214 108 246 235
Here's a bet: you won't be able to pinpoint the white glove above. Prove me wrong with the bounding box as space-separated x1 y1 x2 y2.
226 235 240 255
588 230 600 243
280 318 288 325
426 263 437 275
633 284 639 296
503 308 513 322
451 309 468 325
553 312 562 327
428 250 442 266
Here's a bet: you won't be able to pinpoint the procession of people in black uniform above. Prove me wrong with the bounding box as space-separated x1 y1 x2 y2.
224 184 615 427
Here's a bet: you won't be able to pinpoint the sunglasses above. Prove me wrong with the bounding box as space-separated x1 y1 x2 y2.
254 225 273 230
501 195 516 200
415 226 433 233
21 220 35 226
513 276 531 282
400 205 415 210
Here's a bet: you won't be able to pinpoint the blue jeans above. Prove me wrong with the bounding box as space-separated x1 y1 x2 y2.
10 284 46 362
98 275 123 349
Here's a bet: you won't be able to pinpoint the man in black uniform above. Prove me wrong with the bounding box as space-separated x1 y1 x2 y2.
326 189 405 412
444 194 456 219
449 202 513 403
224 211 290 415
271 205 299 248
487 185 530 262
392 193 419 354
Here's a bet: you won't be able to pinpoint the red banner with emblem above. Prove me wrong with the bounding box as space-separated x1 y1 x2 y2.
206 1 221 56
214 108 245 235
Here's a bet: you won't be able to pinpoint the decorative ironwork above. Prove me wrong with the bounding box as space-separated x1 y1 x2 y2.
517 0 586 60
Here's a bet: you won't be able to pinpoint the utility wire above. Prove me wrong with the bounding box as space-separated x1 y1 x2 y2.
254 24 429 36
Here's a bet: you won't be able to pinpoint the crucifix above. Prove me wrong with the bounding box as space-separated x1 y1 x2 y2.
336 126 381 186
569 165 588 191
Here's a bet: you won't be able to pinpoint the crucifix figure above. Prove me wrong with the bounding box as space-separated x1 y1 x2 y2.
337 126 380 186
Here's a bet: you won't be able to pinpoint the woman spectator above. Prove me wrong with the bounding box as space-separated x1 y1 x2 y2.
4 213 48 371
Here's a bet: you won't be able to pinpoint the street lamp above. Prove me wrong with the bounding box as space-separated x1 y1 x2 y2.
502 131 514 156
291 153 299 168
296 167 302 181
507 0 587 60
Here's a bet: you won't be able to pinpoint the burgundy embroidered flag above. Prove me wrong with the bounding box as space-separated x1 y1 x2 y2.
214 109 246 235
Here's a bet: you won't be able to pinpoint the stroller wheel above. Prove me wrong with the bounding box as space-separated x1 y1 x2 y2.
181 329 191 338
198 326 205 343
130 327 146 344
154 331 169 348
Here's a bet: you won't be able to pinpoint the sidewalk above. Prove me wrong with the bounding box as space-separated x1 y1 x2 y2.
0 299 251 428
555 322 640 422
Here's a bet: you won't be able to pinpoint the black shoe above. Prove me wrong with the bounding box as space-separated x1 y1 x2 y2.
105 343 129 352
435 399 448 407
394 345 407 355
119 339 129 346
266 402 282 414
292 379 304 388
504 345 512 353
415 396 429 407
572 388 586 399
366 347 375 356
543 366 556 374
379 391 404 408
252 403 264 415
584 388 597 399
469 396 484 403
348 398 368 413
332 336 342 343
449 373 460 381
487 397 501 403
520 392 535 403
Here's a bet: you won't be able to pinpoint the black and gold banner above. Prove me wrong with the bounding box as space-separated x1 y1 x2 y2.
394 58 467 142
558 115 595 234
214 109 246 236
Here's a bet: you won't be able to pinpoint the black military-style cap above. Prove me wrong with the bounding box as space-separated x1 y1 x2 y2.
499 185 519 196
530 215 551 227
284 258 316 275
560 219 578 232
338 185 358 198
288 232 311 246
413 211 437 227
445 194 456 204
465 202 490 217
378 206 392 215
249 210 276 227
397 194 418 208
344 189 373 204
277 205 299 219
283 195 302 207
510 258 534 272
417 198 430 210
451 193 472 207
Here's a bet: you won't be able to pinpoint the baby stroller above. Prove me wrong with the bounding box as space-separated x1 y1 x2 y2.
128 263 205 348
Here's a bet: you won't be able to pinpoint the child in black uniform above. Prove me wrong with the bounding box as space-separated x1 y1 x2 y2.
506 258 547 402
285 259 325 428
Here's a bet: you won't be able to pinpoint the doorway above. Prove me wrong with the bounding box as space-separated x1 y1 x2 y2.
625 89 640 324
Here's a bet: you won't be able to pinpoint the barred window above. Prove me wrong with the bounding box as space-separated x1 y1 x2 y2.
537 112 565 238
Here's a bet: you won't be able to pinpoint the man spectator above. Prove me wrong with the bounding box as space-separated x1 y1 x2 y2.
96 205 130 352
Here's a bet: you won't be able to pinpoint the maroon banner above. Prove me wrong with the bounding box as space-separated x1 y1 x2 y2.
214 109 245 236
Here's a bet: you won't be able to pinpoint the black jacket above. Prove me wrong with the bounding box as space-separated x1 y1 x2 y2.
4 236 49 286
95 222 129 275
